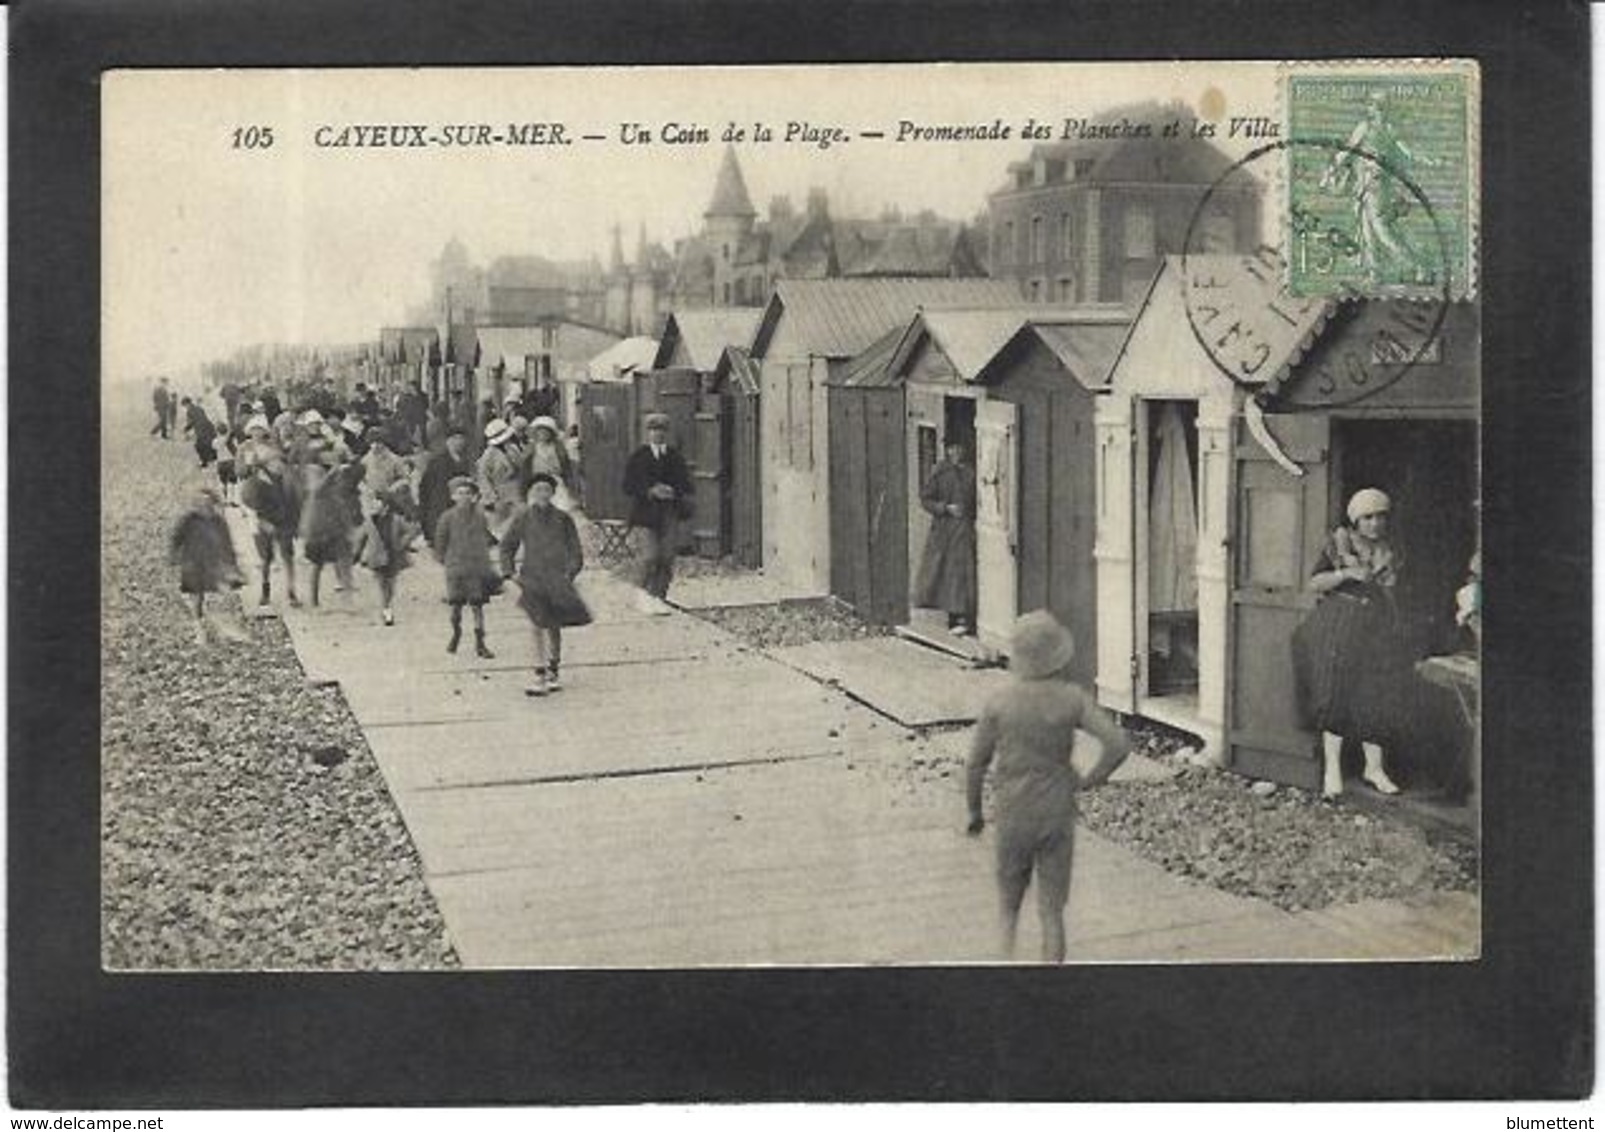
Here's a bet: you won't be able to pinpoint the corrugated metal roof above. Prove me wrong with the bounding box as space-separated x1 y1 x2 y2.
588 336 661 380
765 277 1023 359
835 327 906 388
658 309 763 371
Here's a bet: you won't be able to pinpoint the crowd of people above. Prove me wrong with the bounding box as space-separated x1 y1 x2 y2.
164 377 701 700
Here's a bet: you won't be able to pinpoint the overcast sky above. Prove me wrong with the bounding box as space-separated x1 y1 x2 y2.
103 61 1288 383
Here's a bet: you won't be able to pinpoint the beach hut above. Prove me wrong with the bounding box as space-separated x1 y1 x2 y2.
714 346 764 567
826 329 909 625
866 306 1127 660
640 310 765 559
1096 253 1478 788
750 277 1021 594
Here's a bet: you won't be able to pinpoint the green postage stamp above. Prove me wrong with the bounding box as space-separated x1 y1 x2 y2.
1284 66 1477 299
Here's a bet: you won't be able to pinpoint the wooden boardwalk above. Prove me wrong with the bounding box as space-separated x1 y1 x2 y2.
230 511 1477 967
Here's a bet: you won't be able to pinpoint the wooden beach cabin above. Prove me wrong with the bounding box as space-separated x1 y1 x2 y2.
750 277 1021 595
647 310 765 560
859 306 1127 665
1097 253 1478 790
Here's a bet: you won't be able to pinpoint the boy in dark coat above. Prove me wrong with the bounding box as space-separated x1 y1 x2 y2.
500 473 588 697
418 426 474 547
433 476 498 658
621 413 693 612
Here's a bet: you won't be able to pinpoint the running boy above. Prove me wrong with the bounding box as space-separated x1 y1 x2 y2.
168 486 248 645
352 483 413 626
965 610 1132 963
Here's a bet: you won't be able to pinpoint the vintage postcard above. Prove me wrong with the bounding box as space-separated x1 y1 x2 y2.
101 60 1482 971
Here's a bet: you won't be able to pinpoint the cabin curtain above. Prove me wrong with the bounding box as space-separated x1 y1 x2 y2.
1148 404 1199 655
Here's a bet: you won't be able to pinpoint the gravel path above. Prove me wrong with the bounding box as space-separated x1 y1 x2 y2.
102 422 459 969
689 598 892 651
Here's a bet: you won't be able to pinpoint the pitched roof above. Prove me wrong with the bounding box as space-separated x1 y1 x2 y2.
705 147 757 219
474 326 548 369
755 277 1023 360
713 345 761 396
834 326 907 388
1026 321 1130 385
588 336 661 380
656 308 764 370
900 307 1041 382
1104 254 1336 391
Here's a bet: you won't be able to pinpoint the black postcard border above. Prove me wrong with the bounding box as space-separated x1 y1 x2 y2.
8 0 1593 1106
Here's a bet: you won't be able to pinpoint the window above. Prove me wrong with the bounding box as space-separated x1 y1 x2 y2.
1027 279 1042 302
1060 212 1074 259
722 243 730 263
1123 203 1156 259
1002 221 1015 266
1057 276 1074 302
1074 158 1095 179
1030 216 1044 263
722 282 731 304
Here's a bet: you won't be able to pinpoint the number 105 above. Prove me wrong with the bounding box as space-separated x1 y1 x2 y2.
231 126 274 149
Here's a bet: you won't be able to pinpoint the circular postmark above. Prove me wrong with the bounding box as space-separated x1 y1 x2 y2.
1179 138 1451 412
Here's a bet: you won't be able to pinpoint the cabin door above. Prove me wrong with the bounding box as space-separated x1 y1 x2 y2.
975 398 1019 652
1226 413 1330 789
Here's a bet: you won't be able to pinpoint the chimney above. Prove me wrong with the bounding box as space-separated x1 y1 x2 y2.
769 195 794 222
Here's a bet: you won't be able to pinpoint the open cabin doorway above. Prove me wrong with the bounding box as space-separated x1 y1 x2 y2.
1139 399 1202 726
1331 418 1478 658
903 392 988 656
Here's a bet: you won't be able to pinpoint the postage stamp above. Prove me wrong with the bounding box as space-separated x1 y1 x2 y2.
1283 68 1477 299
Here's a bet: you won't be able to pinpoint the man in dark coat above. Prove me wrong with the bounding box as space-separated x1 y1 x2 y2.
417 426 474 547
914 438 978 635
151 378 173 438
258 385 283 425
622 412 694 609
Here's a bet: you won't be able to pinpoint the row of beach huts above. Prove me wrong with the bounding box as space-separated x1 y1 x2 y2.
382 256 1478 792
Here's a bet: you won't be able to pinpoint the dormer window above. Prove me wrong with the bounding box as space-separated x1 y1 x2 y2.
1033 159 1048 187
1074 158 1095 179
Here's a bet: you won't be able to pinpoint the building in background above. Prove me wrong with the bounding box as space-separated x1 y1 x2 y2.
987 102 1263 306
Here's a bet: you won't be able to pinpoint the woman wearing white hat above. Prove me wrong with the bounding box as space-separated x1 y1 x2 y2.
523 416 575 511
476 419 523 538
1293 487 1407 797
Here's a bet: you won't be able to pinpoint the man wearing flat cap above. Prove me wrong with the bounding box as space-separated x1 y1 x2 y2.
623 412 694 611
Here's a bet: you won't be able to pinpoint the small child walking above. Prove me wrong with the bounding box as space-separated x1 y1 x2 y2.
213 424 239 506
965 610 1132 963
432 476 498 658
168 486 248 645
499 472 589 697
352 484 413 626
